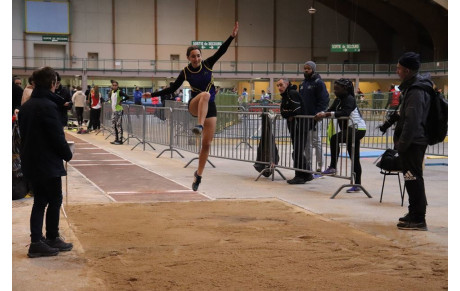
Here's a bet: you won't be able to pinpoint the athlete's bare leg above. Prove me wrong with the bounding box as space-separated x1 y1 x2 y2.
188 92 210 127
197 116 216 176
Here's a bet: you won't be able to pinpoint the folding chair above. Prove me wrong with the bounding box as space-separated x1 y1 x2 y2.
379 168 405 206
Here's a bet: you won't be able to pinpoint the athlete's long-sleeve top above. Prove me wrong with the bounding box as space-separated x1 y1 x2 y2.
152 36 235 102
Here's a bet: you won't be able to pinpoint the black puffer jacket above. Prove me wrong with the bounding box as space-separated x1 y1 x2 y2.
394 73 432 153
280 84 304 119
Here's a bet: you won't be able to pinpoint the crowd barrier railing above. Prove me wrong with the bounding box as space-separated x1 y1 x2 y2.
358 109 448 156
105 104 372 198
98 103 447 198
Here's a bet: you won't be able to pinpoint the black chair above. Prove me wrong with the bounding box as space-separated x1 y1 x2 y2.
379 169 405 206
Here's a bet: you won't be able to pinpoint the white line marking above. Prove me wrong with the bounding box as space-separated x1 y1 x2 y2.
76 147 100 150
71 160 126 162
107 190 194 194
66 165 116 203
71 164 135 166
67 132 213 197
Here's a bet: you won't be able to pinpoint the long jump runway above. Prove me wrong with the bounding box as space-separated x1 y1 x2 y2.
65 134 209 202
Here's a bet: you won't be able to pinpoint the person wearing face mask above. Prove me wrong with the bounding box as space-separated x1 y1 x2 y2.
145 22 239 192
314 78 366 193
299 61 329 175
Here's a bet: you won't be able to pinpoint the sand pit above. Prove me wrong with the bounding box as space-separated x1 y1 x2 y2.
66 200 447 290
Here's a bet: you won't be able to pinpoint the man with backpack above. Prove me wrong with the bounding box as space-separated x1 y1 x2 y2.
394 52 432 231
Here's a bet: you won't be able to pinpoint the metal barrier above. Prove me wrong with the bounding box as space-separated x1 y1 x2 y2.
359 109 448 156
98 102 447 198
102 104 447 157
115 104 373 198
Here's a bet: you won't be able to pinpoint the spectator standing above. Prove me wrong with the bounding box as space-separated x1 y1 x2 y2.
87 85 102 131
261 90 270 105
84 85 91 98
71 86 87 131
133 86 143 105
299 61 330 173
18 66 73 258
54 72 73 127
21 76 34 105
241 88 248 103
278 78 313 184
394 52 432 231
315 78 366 193
108 80 129 145
12 76 23 114
372 88 384 112
385 84 401 110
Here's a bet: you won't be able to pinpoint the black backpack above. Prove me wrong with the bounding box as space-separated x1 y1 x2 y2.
426 89 448 145
410 85 448 145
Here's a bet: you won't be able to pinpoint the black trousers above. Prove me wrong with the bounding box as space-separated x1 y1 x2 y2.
88 108 101 130
75 107 84 126
400 143 427 221
329 128 366 185
287 119 312 179
30 177 63 242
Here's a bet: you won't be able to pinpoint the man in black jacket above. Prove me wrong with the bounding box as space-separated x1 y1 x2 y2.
53 72 73 127
299 61 330 173
19 66 74 257
278 78 313 184
394 52 432 231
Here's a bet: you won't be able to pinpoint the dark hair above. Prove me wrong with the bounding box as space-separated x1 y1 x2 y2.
55 71 61 82
334 78 355 97
33 66 57 90
28 76 33 85
112 80 119 85
186 45 201 57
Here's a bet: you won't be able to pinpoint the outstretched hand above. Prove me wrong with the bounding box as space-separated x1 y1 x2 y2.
231 21 239 37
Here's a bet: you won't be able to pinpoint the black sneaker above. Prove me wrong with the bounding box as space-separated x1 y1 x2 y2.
110 140 119 144
287 176 308 184
45 237 73 251
192 125 203 135
192 171 202 191
399 213 411 222
27 240 59 258
397 220 427 231
113 140 123 145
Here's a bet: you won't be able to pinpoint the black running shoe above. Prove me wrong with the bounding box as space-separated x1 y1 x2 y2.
45 237 73 251
192 125 203 135
192 171 202 191
27 240 59 258
287 176 308 184
397 220 427 231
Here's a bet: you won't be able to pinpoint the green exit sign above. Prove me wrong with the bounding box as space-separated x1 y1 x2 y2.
331 44 360 52
42 35 69 42
191 41 223 50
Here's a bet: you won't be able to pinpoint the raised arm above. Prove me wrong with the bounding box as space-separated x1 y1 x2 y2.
204 21 239 68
